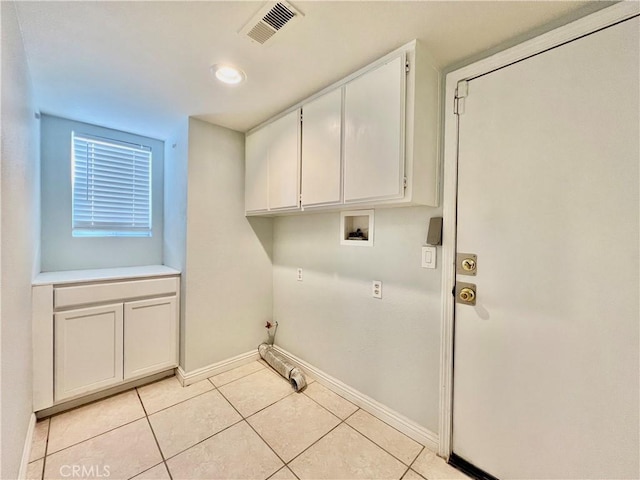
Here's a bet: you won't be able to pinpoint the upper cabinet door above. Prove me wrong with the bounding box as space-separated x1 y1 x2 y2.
301 89 343 207
268 109 301 210
344 54 406 203
245 125 270 213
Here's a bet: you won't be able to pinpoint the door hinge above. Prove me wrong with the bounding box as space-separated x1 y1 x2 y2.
300 111 303 122
454 80 469 115
405 59 410 74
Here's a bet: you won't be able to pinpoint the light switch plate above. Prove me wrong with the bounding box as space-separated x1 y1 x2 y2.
422 247 436 269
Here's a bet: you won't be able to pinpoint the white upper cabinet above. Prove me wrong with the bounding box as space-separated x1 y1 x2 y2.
268 109 301 211
245 125 270 213
344 54 405 203
301 89 343 207
245 40 440 216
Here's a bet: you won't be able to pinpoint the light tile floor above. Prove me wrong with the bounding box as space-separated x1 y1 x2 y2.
27 361 469 480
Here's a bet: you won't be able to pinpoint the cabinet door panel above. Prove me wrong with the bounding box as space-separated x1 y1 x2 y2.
268 109 301 210
245 126 270 213
302 89 343 206
55 304 123 401
124 296 178 379
344 54 405 202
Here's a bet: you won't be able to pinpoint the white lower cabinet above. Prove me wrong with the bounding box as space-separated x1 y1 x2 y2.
55 303 124 402
33 268 181 410
54 295 178 403
124 296 178 379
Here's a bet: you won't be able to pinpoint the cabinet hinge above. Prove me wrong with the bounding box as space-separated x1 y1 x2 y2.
300 111 303 122
403 176 408 188
405 59 410 74
454 80 469 115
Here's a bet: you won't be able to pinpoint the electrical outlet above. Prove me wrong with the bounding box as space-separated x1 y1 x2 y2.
296 268 303 281
372 280 382 299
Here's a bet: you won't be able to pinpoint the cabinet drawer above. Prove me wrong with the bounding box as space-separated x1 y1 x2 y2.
55 277 178 309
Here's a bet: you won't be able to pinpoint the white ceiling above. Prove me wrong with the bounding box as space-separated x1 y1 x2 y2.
15 1 610 140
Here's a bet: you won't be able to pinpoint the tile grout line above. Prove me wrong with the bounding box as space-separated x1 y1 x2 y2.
207 363 267 388
283 416 347 470
242 390 297 419
40 418 52 480
141 378 217 416
42 364 424 480
132 365 292 465
135 388 174 480
302 386 427 469
300 389 351 423
266 465 299 480
161 417 246 462
126 461 166 480
153 366 293 463
282 411 419 480
342 417 424 468
215 385 291 472
399 466 412 480
405 445 427 479
43 415 146 458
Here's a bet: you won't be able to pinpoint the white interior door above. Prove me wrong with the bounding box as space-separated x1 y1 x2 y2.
453 17 639 479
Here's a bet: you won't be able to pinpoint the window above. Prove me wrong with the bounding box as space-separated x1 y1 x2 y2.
72 132 152 237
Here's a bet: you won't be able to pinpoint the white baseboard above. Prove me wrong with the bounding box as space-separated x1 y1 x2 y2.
177 349 260 386
18 413 37 480
272 345 439 452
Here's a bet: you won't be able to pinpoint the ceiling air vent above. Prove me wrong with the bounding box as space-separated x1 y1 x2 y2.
240 1 304 45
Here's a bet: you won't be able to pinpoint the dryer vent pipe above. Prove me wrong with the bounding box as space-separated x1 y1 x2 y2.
258 343 307 392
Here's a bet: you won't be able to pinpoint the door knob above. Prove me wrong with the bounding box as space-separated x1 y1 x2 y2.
459 288 475 302
455 282 477 305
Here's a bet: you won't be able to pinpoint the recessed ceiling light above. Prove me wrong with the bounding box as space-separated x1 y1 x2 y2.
211 64 246 85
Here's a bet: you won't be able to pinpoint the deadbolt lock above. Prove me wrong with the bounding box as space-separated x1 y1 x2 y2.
462 258 476 271
455 282 477 306
456 253 478 276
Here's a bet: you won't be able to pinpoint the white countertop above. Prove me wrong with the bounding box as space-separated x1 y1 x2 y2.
33 265 181 286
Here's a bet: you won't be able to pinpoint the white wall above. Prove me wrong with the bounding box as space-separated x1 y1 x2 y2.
40 114 164 272
0 1 40 477
163 120 189 366
273 206 442 432
182 118 273 372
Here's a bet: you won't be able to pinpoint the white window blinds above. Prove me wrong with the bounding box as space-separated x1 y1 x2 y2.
72 132 152 237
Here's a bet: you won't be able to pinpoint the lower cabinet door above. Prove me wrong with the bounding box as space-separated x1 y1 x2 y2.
55 303 124 402
124 296 178 379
